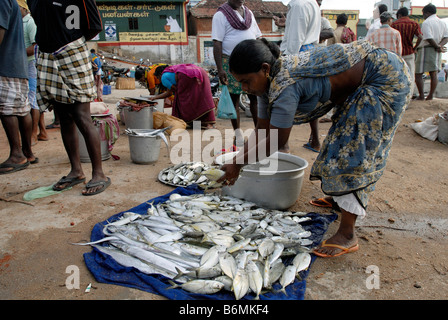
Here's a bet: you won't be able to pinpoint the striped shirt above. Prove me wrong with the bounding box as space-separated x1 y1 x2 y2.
366 25 402 56
391 17 423 56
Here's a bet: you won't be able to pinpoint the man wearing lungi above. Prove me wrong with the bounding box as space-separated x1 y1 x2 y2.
414 4 448 101
212 0 262 146
28 0 111 196
0 0 37 174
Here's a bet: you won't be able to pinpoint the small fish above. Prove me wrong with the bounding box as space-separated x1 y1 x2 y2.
214 275 233 291
201 168 225 181
167 279 224 294
292 252 312 273
269 259 285 285
232 268 249 300
269 243 284 265
219 252 237 279
279 265 297 296
258 238 275 259
227 238 251 254
246 260 263 300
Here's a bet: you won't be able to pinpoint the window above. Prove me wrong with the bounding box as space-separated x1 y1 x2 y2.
128 18 138 30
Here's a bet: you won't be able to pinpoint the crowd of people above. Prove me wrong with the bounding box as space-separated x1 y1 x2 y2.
1 0 447 257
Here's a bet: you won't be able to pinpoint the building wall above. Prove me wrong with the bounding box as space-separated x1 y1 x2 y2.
94 0 191 64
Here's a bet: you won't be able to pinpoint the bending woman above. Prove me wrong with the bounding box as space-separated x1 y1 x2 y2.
150 64 216 129
218 39 411 258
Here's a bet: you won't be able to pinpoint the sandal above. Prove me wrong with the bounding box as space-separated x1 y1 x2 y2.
0 161 30 175
82 177 111 196
313 240 359 258
309 197 341 211
52 176 86 191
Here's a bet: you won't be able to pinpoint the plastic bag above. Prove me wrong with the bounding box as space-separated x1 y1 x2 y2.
217 85 237 119
153 111 187 135
23 185 70 201
410 115 439 141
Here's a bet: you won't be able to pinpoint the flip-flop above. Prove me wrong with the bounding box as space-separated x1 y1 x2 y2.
52 176 86 191
309 197 340 211
0 161 30 175
313 240 359 258
303 142 320 153
82 177 111 196
30 157 39 164
46 123 60 129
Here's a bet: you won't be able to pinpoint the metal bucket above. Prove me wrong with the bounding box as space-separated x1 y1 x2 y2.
215 152 308 210
438 114 448 145
154 99 164 112
77 120 111 163
123 106 153 129
128 129 162 164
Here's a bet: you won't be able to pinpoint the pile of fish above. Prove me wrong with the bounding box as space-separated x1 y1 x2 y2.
75 193 314 300
158 162 223 189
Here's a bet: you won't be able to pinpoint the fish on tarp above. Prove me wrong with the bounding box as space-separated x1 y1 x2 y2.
76 192 318 300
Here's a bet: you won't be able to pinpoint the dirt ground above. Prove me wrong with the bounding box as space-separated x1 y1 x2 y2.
0 85 447 301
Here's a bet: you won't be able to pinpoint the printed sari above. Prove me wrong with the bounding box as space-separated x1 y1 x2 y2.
163 65 216 127
268 41 411 208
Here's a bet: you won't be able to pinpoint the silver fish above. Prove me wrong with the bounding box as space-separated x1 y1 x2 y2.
269 259 286 285
246 260 263 300
219 252 237 279
292 252 312 273
214 275 233 291
269 243 284 265
258 238 275 259
232 268 249 300
168 279 224 294
227 238 251 254
279 265 297 296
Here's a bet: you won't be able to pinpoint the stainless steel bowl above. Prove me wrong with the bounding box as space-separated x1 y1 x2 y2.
215 152 308 210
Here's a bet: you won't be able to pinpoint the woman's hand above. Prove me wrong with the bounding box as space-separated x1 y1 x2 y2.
217 163 243 186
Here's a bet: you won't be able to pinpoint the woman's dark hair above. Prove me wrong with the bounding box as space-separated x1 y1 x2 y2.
336 13 348 25
135 67 145 81
229 38 280 75
154 64 169 78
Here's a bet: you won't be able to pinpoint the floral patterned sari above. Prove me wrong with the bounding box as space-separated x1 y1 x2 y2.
268 41 411 208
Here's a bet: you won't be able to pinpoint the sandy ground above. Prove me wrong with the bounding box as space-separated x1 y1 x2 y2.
0 85 447 302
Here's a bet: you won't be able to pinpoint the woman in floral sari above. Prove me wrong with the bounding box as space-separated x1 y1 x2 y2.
218 39 411 258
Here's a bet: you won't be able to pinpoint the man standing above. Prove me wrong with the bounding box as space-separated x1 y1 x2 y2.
414 4 448 101
273 0 321 153
90 49 103 102
391 7 423 98
18 0 48 145
0 0 36 174
28 0 111 195
366 4 388 37
212 0 261 146
365 12 402 56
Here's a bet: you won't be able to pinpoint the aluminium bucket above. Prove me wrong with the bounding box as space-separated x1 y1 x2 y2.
128 129 162 164
77 121 111 163
123 106 153 129
438 114 448 145
215 152 308 210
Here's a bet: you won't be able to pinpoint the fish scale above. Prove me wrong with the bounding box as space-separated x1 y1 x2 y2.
74 191 314 299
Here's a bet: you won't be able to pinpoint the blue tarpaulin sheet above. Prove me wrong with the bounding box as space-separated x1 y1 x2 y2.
83 185 337 300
